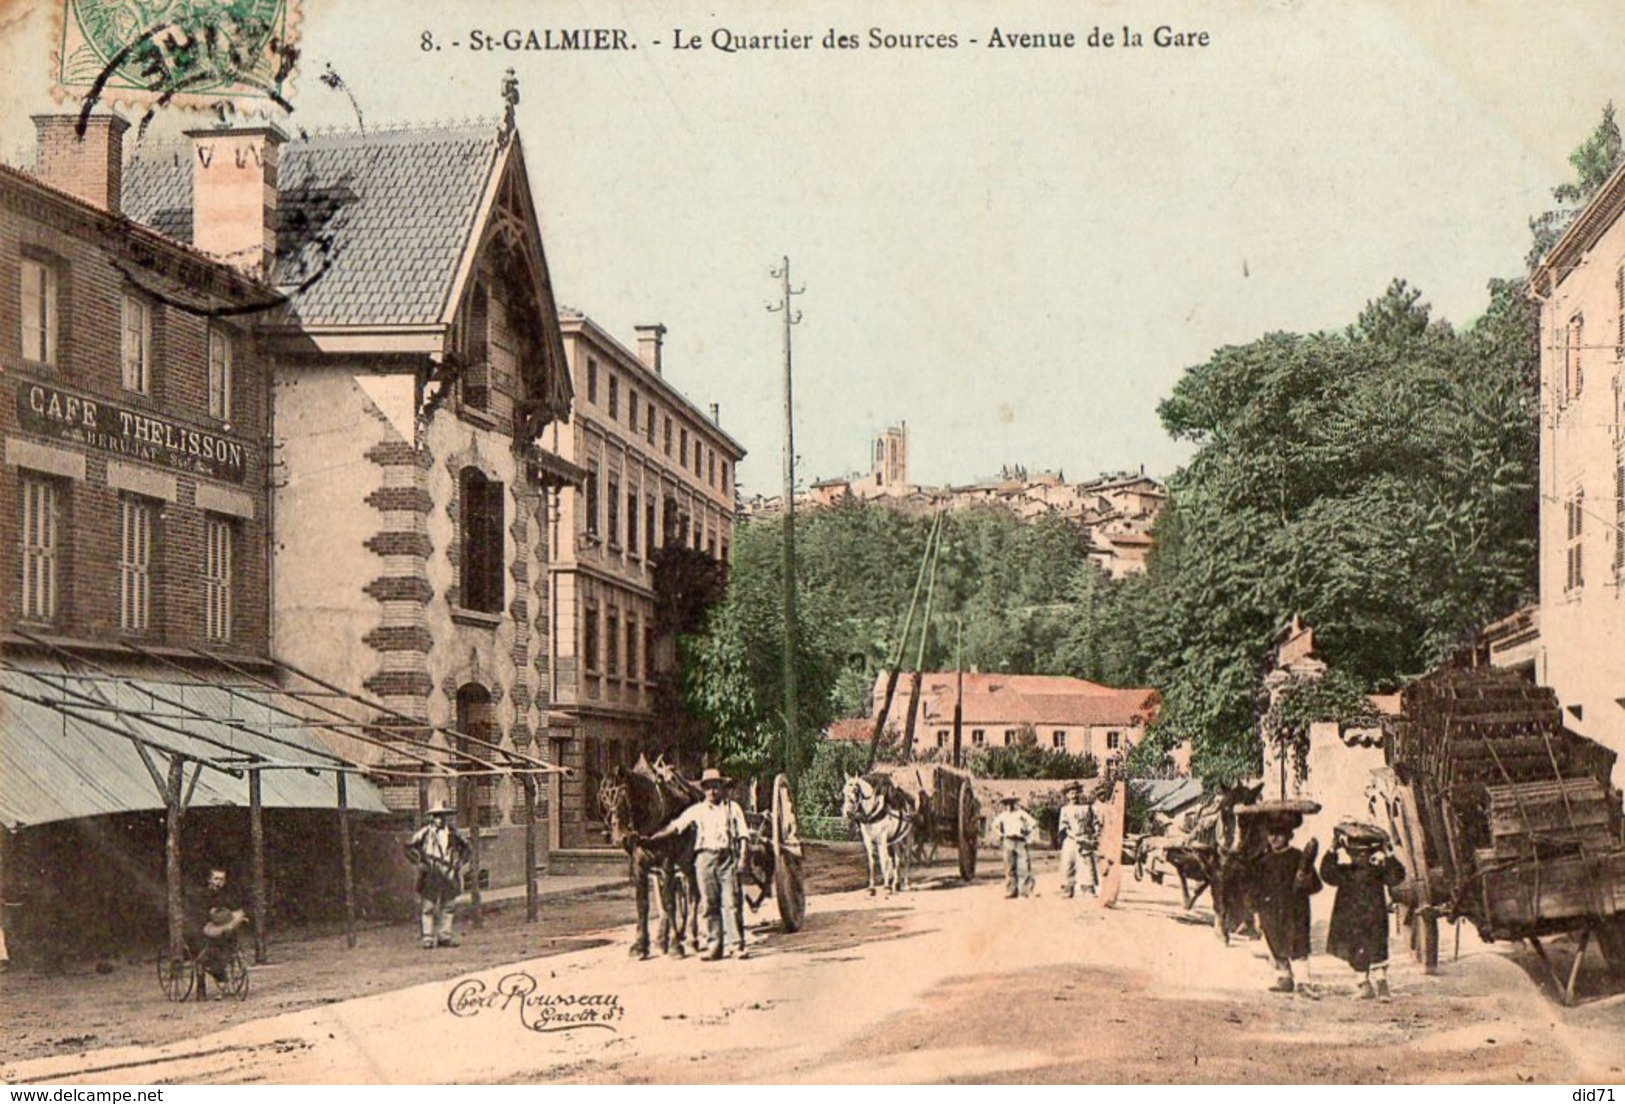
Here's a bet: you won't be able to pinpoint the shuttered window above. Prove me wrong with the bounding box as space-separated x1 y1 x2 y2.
459 468 505 614
205 516 233 641
21 475 59 622
1566 492 1585 592
120 496 152 632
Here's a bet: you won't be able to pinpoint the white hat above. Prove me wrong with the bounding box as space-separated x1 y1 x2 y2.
699 768 731 787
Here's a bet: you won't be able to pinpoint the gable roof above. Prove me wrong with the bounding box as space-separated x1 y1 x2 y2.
124 123 504 328
892 672 1159 729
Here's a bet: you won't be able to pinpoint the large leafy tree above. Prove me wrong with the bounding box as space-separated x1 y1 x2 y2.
1142 278 1538 780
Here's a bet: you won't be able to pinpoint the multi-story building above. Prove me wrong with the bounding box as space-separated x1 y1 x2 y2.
122 114 581 888
540 312 745 851
865 671 1160 765
1528 170 1625 786
0 114 386 963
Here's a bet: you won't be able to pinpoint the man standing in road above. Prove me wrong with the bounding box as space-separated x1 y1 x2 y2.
1057 781 1102 898
647 768 751 960
1253 812 1322 993
405 803 472 950
992 794 1039 898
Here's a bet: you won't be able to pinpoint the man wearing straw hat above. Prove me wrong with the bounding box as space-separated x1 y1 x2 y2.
405 802 472 950
648 768 751 960
991 794 1039 899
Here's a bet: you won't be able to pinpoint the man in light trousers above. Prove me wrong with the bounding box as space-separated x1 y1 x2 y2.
648 768 751 960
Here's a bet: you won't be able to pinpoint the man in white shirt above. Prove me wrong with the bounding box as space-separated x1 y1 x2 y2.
1057 781 1102 898
648 768 751 960
991 795 1039 899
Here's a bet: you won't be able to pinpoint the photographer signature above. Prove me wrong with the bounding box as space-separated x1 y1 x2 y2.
447 973 624 1035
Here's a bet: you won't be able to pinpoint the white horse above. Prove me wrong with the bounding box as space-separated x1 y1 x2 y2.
841 773 916 895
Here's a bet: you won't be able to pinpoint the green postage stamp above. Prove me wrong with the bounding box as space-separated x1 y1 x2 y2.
55 0 299 113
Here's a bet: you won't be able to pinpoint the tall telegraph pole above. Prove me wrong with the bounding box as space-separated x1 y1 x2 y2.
768 257 804 782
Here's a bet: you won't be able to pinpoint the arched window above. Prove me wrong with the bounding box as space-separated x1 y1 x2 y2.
460 468 505 614
456 683 497 828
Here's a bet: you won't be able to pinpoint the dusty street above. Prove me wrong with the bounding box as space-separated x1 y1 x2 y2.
3 846 1623 1085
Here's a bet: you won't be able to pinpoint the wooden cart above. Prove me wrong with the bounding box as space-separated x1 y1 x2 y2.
1377 667 1625 1004
930 766 980 882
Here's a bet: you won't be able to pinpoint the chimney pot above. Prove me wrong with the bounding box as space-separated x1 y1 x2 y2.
32 113 129 214
634 323 666 375
186 124 286 279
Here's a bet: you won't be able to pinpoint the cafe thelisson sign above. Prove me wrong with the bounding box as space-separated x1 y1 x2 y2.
18 381 251 484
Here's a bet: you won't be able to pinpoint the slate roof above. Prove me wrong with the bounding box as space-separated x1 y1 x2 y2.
123 124 503 327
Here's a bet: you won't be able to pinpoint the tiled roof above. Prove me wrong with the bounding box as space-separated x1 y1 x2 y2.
894 672 1159 729
123 124 503 327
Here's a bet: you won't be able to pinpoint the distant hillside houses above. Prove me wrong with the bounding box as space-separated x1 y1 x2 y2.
742 424 1165 578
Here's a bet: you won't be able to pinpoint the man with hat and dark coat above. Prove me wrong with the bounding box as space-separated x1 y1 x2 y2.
647 768 751 959
1252 811 1321 992
405 802 473 949
1320 821 1406 1000
1056 781 1102 899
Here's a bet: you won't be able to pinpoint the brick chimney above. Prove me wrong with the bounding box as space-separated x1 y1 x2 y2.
634 323 666 376
32 113 129 214
186 124 285 279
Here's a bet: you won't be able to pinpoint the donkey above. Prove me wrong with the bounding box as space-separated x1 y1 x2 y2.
842 773 917 894
600 754 703 959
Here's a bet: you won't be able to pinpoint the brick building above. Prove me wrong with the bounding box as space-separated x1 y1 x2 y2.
122 116 581 890
540 313 744 853
0 115 388 964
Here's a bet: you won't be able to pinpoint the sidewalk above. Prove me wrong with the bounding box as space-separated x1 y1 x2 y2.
478 870 626 907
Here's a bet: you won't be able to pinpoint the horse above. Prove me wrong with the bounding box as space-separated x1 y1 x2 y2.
600 754 703 959
1135 781 1265 940
842 773 917 895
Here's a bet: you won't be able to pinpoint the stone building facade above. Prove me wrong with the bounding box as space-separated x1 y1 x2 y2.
540 313 744 851
1529 168 1625 787
124 119 580 887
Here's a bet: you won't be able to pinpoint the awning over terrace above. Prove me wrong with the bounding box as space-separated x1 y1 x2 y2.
0 662 389 829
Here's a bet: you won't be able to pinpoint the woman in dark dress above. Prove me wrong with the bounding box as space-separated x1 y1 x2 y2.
1320 823 1406 1001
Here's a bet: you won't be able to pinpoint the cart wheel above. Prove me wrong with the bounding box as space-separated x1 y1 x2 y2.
157 947 194 1003
224 946 251 1001
774 852 806 933
956 780 978 882
771 774 802 858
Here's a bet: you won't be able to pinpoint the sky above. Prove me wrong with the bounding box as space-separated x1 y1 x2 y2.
3 0 1625 496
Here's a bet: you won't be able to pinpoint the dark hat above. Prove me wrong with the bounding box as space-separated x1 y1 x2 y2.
1335 820 1389 849
998 794 1021 805
1062 780 1084 795
1262 811 1303 834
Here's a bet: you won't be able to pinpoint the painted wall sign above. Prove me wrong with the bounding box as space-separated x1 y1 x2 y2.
17 381 251 484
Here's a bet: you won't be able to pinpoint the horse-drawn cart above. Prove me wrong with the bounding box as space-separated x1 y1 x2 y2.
1375 667 1625 1004
762 773 807 932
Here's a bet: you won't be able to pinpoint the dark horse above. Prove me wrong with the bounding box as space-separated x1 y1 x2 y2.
600 754 703 959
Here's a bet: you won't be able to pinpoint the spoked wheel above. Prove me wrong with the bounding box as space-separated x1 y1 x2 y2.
222 946 251 1001
956 780 979 882
772 774 807 932
157 946 194 1003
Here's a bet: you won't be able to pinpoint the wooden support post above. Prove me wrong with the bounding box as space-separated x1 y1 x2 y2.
464 777 484 930
249 768 268 964
0 826 10 967
338 772 356 950
1564 929 1592 1006
523 775 539 923
165 757 186 957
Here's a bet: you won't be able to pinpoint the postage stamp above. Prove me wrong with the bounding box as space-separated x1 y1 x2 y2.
53 0 300 114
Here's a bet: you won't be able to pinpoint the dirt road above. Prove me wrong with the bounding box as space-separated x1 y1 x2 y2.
4 848 1623 1084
